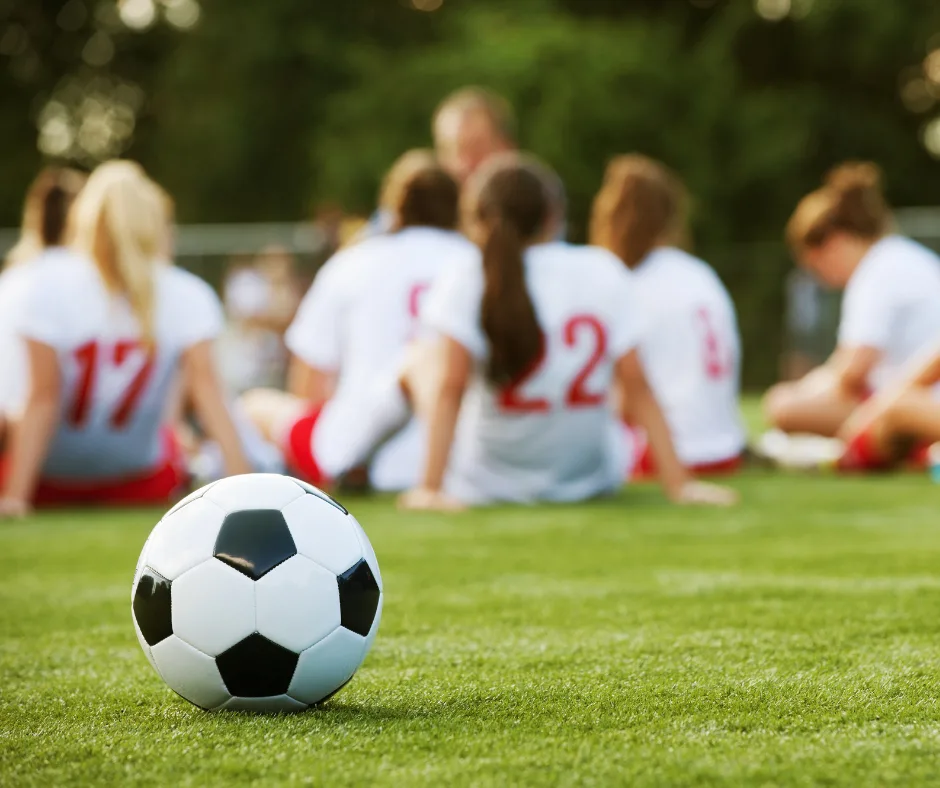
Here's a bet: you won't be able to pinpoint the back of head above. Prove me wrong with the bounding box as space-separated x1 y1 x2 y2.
69 160 168 344
787 161 890 253
5 167 86 268
590 154 688 269
464 152 553 386
380 149 460 232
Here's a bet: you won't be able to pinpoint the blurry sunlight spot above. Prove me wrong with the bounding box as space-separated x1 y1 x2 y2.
412 0 443 11
924 117 940 158
0 24 28 57
901 77 935 113
163 0 201 30
791 0 815 19
82 32 115 67
119 0 156 30
925 50 940 85
755 0 790 22
56 0 88 32
38 103 74 157
114 82 145 112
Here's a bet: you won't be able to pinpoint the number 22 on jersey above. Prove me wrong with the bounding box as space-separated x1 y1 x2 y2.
500 315 608 413
68 340 156 429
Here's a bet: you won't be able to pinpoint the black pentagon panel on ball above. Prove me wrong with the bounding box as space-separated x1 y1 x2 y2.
291 478 349 515
216 633 299 698
337 559 381 637
213 509 296 580
133 568 173 646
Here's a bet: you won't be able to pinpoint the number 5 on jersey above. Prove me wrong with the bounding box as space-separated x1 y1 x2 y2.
69 340 156 429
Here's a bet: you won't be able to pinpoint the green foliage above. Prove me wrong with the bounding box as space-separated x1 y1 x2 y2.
5 468 940 785
2 1 940 383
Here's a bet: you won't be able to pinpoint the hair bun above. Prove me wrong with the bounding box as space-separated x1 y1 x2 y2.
824 161 882 195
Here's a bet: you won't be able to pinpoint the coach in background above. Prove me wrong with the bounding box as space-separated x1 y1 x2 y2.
357 87 566 240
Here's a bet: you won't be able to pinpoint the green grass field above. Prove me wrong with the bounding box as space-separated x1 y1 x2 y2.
2 469 940 786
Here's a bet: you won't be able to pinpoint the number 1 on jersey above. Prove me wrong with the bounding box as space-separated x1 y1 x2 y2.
68 340 156 429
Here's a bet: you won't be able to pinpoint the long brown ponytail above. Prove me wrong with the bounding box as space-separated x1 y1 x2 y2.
590 154 688 269
465 155 553 386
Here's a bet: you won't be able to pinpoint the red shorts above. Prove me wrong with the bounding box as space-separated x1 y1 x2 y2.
631 431 743 481
0 428 188 508
283 406 329 487
838 429 931 473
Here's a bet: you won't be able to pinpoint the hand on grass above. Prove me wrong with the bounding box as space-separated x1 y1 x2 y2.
674 481 739 507
398 487 466 513
0 497 31 520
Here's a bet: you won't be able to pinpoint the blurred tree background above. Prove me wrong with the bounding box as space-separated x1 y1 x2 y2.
2 0 940 384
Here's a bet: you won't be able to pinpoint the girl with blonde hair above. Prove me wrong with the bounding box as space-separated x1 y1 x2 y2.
0 161 249 517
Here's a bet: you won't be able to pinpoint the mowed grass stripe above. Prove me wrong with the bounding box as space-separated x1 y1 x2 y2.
2 472 940 786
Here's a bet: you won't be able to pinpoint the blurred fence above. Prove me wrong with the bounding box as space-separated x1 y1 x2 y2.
2 209 939 390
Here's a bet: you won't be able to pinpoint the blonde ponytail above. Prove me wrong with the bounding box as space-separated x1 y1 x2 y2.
70 161 166 345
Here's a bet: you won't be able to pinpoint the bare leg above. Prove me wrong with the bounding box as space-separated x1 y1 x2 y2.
864 389 940 456
238 389 310 448
763 377 860 437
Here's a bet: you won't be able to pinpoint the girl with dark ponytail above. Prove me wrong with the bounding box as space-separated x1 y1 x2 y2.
0 168 86 450
764 162 940 452
398 153 737 509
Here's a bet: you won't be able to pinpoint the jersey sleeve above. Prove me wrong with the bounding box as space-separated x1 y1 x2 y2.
172 273 225 348
838 259 893 349
284 253 350 371
421 255 487 359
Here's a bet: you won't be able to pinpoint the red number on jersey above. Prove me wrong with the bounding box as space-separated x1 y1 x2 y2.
695 307 732 381
563 315 608 407
68 341 98 427
407 282 431 339
498 316 609 413
110 341 156 428
499 338 551 413
67 340 156 429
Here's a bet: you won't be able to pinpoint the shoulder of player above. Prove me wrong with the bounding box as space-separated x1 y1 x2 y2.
17 250 95 297
158 264 221 306
861 235 939 276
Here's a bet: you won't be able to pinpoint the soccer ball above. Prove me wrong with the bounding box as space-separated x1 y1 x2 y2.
131 474 382 712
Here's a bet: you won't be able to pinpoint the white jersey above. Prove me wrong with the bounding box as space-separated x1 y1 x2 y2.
0 255 43 415
630 247 745 465
839 236 940 390
422 242 640 504
286 227 476 490
16 254 222 480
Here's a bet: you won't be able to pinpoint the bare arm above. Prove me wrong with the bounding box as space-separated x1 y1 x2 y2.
419 337 470 492
184 340 252 477
1 340 61 510
615 349 688 501
616 349 738 506
828 345 881 398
